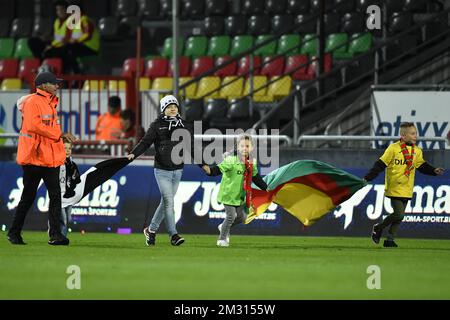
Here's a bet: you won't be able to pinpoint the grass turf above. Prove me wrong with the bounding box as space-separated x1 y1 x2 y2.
1 231 450 299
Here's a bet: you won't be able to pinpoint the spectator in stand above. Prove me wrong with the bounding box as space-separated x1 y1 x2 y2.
120 109 145 151
95 96 122 141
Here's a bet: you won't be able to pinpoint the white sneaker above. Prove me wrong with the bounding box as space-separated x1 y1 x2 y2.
218 223 230 243
216 239 229 247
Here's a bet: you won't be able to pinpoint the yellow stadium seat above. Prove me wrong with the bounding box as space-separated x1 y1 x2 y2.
139 77 151 91
108 80 126 91
151 77 173 91
220 76 244 100
1 78 22 90
194 76 221 99
244 76 267 102
258 75 293 102
179 77 197 99
83 80 105 91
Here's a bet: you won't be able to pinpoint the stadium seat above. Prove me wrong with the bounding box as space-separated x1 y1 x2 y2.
116 0 137 16
108 80 127 91
32 17 53 41
271 14 295 34
121 58 145 77
203 99 228 121
356 0 381 13
325 33 349 59
254 35 277 57
83 80 106 91
220 76 244 100
265 0 287 14
237 55 262 76
194 76 221 99
18 58 40 83
118 16 141 37
139 77 151 91
243 75 267 100
10 18 32 38
137 0 160 19
0 59 19 79
308 53 332 77
260 56 285 78
207 36 231 57
334 0 355 14
227 98 250 120
287 0 310 14
190 56 214 77
98 17 120 39
247 15 270 36
41 58 62 76
159 0 172 18
300 34 318 55
183 98 204 122
179 77 198 99
13 38 33 59
0 38 15 59
205 0 228 15
324 13 341 34
242 0 265 15
168 56 191 77
342 13 364 33
310 0 334 12
230 35 254 57
295 14 317 34
258 75 292 102
184 36 208 59
145 57 169 79
151 77 173 91
284 54 309 80
161 37 184 58
181 0 205 19
225 15 247 36
388 12 413 34
0 19 10 38
348 33 372 55
204 16 224 37
1 78 22 90
277 34 301 56
386 0 404 13
214 55 237 77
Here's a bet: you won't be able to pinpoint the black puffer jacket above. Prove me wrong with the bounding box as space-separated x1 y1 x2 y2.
131 115 203 170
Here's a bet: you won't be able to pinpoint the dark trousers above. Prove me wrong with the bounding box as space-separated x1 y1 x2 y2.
44 43 97 74
8 165 63 239
377 198 408 240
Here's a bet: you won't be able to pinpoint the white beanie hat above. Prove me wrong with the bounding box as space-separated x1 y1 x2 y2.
160 95 179 113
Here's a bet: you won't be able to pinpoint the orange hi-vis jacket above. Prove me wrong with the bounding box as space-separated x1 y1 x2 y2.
16 89 66 168
95 111 122 140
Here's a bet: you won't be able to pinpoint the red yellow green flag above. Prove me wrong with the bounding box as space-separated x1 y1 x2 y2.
245 160 367 226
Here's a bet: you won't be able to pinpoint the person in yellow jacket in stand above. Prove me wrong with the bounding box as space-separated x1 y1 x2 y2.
7 71 77 246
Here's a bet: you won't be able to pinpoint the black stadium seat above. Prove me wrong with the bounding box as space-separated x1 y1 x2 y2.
271 14 295 34
98 16 120 39
160 0 172 18
265 0 287 15
137 0 160 19
242 0 265 16
295 14 316 34
310 0 334 13
204 16 224 36
247 15 270 36
10 18 32 38
356 0 381 13
32 17 53 41
225 15 247 36
227 99 250 120
183 99 204 122
403 0 426 13
287 0 310 14
341 12 364 33
203 99 228 121
334 0 355 14
386 0 404 13
116 0 138 17
181 0 205 20
388 12 413 34
205 0 228 16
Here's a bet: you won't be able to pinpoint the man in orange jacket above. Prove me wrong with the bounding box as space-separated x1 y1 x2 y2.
95 96 123 140
7 71 76 245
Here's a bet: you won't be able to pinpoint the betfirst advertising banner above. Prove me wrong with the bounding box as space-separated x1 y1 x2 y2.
0 161 449 239
0 91 126 144
371 91 450 150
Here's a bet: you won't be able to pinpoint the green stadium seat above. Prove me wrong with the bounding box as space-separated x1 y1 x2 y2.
0 38 15 59
277 34 301 56
254 35 277 57
325 33 349 59
161 37 184 58
207 35 231 57
348 33 373 55
230 35 254 57
184 36 208 59
300 34 317 56
13 38 33 59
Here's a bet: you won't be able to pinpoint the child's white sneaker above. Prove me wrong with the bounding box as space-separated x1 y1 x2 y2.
218 223 230 242
216 239 229 247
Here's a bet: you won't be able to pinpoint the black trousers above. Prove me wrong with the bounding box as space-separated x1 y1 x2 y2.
8 165 63 239
44 43 97 74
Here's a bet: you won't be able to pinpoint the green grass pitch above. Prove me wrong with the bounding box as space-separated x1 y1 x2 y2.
1 231 450 299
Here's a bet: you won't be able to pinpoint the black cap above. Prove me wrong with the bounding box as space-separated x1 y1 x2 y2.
34 72 63 87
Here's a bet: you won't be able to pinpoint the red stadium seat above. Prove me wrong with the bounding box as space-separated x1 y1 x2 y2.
145 57 169 79
284 54 310 80
214 56 237 77
121 58 145 77
260 56 285 78
0 58 19 79
236 55 261 76
41 58 63 77
18 58 40 84
190 56 214 77
168 56 191 77
307 53 332 77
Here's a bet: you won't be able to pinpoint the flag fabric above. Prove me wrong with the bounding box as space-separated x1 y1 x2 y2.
62 157 132 208
245 160 367 226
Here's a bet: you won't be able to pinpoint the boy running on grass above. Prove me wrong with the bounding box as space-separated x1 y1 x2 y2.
364 122 444 247
203 135 267 247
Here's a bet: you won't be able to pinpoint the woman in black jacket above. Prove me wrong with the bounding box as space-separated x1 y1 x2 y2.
127 95 205 246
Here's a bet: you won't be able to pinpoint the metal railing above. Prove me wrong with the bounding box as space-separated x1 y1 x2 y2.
297 135 448 146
